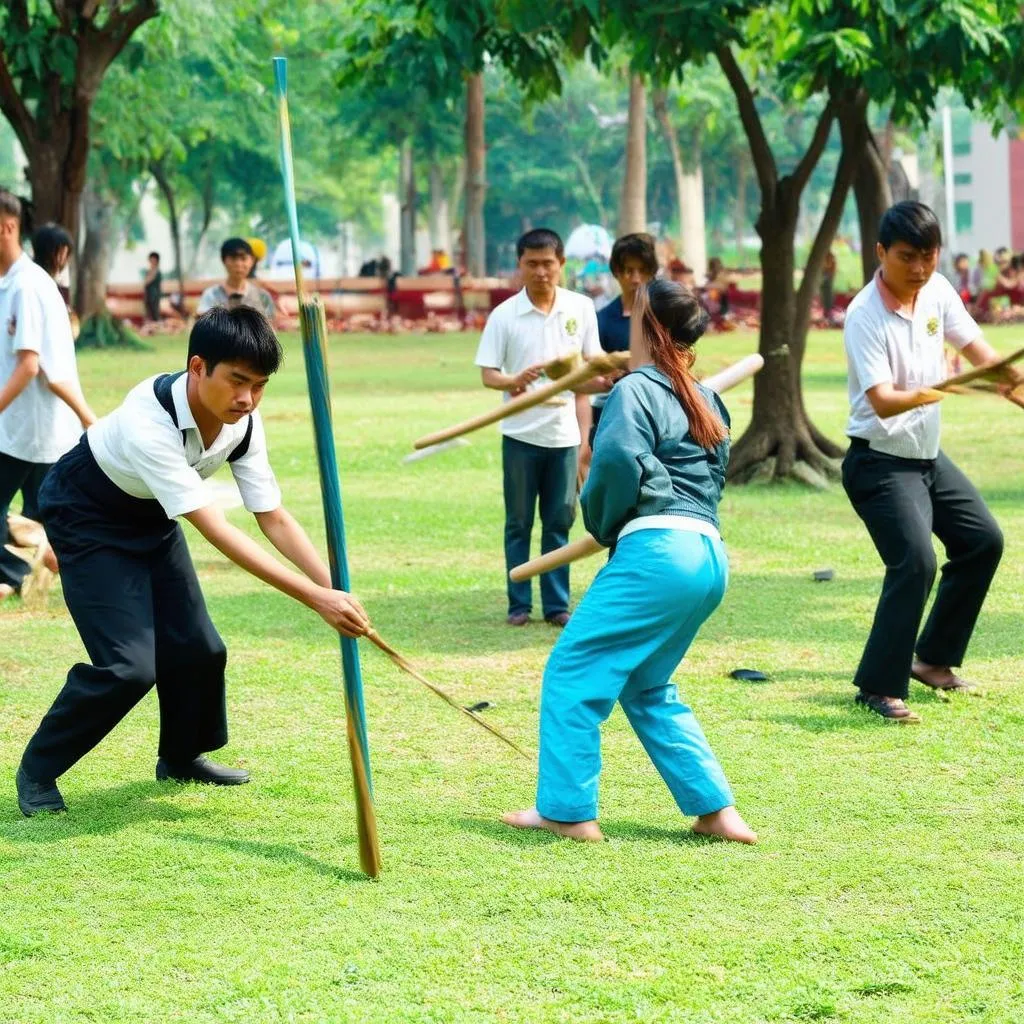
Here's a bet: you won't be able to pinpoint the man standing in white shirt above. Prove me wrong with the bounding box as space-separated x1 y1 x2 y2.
0 191 91 602
17 307 370 816
475 228 611 627
842 202 1022 723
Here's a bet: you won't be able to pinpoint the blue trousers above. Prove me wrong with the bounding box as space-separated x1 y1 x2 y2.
502 436 577 617
536 528 734 822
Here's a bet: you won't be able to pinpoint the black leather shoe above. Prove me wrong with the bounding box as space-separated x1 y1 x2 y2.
16 765 66 816
156 756 250 786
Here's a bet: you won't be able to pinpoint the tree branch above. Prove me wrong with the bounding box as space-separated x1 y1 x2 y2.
78 0 161 97
0 52 36 151
716 45 776 198
789 100 836 197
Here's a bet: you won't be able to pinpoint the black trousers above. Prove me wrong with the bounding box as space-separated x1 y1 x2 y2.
842 442 1003 699
0 451 51 592
20 439 228 781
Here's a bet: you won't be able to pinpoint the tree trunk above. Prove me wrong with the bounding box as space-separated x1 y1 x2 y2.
618 74 647 235
845 112 892 284
428 158 451 254
150 162 186 315
734 155 748 266
464 72 487 276
652 88 706 278
75 185 115 319
716 47 845 485
0 1 159 249
399 137 417 276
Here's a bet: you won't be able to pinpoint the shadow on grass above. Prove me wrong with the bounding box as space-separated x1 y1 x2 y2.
457 814 561 847
0 781 191 843
759 686 961 733
171 831 368 883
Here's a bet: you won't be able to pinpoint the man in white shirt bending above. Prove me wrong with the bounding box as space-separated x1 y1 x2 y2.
0 190 93 602
842 201 1023 723
17 307 370 816
475 228 612 627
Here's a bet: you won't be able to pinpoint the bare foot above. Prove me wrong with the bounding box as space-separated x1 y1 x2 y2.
0 584 14 603
501 808 604 842
692 806 758 845
42 547 59 574
911 660 975 693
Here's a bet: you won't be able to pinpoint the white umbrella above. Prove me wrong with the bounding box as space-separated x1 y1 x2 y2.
269 238 321 278
564 224 613 261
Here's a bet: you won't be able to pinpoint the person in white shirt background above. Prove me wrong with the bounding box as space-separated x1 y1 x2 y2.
842 201 1024 723
16 306 370 816
475 228 617 628
0 191 94 602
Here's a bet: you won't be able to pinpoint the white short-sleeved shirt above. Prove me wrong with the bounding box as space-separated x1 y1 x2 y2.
844 271 981 459
474 286 600 448
0 253 83 463
87 372 282 520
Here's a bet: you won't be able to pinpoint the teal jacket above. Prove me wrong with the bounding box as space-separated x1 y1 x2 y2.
581 365 730 546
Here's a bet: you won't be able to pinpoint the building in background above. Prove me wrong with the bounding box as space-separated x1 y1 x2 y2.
948 109 1024 256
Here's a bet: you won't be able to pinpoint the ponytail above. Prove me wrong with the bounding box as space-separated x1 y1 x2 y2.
635 281 727 449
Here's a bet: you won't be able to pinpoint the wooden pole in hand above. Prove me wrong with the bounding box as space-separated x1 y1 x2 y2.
274 58 381 878
413 351 631 450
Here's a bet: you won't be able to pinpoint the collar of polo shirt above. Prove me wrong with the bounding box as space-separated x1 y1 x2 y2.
171 371 199 431
514 285 567 318
875 269 916 321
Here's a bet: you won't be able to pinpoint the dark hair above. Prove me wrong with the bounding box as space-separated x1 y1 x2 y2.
954 252 969 263
609 232 658 277
220 236 255 262
516 228 563 260
31 223 74 276
187 306 282 376
148 251 160 261
0 188 21 221
878 201 942 251
635 279 725 449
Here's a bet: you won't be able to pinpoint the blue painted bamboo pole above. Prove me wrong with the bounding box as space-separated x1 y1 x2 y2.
273 57 381 877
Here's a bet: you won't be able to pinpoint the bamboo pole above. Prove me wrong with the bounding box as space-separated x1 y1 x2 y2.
274 58 381 879
413 351 631 450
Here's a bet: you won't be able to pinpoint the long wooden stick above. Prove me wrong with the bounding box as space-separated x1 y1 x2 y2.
509 353 764 583
275 58 382 879
363 630 531 760
933 346 1024 391
413 350 631 450
509 535 605 583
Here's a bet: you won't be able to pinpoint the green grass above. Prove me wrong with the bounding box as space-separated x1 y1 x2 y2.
2 326 1023 1024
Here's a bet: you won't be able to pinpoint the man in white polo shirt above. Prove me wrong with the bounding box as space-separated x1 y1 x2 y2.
476 228 611 627
842 201 1022 723
17 307 370 816
0 190 90 602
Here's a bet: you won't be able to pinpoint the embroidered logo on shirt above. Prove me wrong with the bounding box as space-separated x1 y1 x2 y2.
6 314 15 337
565 317 578 337
926 316 939 337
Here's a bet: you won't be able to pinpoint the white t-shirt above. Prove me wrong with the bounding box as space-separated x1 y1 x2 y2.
844 271 980 460
474 286 600 448
0 253 83 464
87 372 282 520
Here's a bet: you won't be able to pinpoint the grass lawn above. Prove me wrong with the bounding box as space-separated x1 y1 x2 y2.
2 325 1023 1024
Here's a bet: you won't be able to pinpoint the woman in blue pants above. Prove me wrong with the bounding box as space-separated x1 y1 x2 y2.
503 279 756 844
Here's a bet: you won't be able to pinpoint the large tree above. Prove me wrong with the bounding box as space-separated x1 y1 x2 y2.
0 0 160 243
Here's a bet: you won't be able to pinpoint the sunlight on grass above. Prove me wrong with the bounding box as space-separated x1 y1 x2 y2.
1 327 1022 1023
